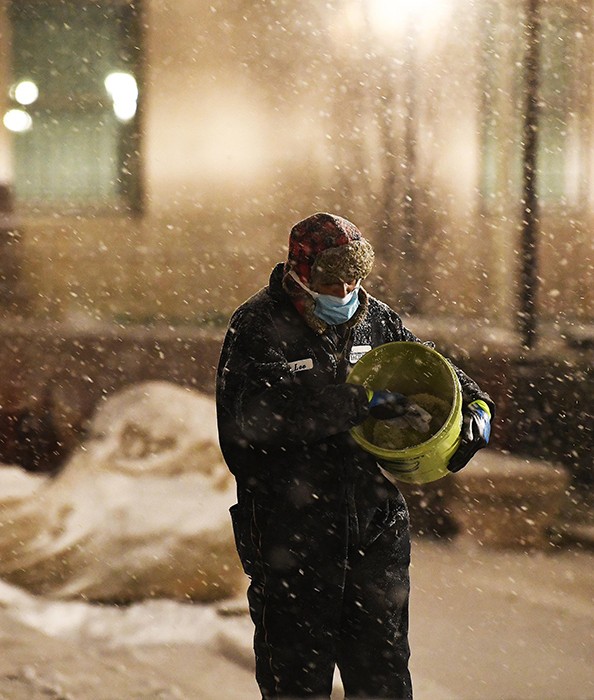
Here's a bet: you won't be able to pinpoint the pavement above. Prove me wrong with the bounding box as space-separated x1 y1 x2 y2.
0 536 592 700
406 537 594 700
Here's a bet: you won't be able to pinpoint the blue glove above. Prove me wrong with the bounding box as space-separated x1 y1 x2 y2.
368 390 409 420
367 390 432 432
448 400 492 473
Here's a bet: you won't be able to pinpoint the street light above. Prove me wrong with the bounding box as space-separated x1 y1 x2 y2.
11 80 39 106
3 109 32 133
367 0 449 41
364 0 450 313
104 71 138 122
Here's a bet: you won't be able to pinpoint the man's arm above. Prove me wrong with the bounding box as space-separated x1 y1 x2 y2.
378 302 496 472
381 302 495 416
217 307 369 447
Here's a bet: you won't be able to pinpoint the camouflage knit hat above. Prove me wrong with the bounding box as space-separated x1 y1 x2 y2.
282 212 375 333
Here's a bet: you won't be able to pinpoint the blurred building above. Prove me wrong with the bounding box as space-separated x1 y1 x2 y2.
0 0 592 528
0 0 592 335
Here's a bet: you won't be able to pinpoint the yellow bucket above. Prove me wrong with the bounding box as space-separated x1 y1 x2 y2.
347 342 462 484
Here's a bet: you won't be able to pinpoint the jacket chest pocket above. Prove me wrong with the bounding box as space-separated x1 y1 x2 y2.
287 357 314 374
287 348 337 387
287 354 322 388
348 344 372 366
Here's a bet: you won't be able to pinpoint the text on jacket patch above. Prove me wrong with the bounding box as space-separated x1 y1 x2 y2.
349 345 372 364
288 358 314 373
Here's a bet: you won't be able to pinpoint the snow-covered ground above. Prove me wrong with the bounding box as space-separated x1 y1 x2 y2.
0 380 591 699
408 538 594 700
0 537 592 700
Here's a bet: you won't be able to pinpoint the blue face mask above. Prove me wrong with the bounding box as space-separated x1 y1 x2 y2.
289 271 361 325
313 288 360 325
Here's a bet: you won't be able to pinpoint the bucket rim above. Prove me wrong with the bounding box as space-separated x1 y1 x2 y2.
347 341 462 458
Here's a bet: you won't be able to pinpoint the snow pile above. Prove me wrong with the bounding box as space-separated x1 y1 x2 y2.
0 381 244 602
0 573 223 647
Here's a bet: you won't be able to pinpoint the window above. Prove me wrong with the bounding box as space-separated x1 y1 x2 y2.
538 2 590 207
6 0 143 214
479 1 590 210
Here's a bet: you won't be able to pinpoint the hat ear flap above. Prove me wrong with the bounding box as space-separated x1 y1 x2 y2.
312 239 374 284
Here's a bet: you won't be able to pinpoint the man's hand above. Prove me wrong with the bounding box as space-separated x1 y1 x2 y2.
448 400 492 473
368 390 432 432
368 390 409 420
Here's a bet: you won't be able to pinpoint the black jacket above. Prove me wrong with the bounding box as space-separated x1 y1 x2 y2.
216 263 492 536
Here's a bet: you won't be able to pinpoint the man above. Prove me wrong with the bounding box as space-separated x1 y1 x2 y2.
216 212 494 699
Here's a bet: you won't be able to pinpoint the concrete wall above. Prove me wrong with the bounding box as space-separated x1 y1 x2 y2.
0 321 591 500
0 323 224 471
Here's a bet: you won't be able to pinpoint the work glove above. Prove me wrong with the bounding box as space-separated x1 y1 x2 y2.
448 400 492 473
367 389 432 433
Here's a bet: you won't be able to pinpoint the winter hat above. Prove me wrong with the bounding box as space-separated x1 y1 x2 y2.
282 212 375 333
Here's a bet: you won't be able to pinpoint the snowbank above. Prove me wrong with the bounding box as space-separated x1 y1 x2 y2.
0 381 244 602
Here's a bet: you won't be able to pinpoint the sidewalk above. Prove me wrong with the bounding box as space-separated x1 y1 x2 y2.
216 537 594 700
407 538 594 700
0 537 593 699
0 604 258 699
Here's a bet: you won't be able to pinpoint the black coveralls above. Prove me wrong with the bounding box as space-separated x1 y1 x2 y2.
216 263 491 699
